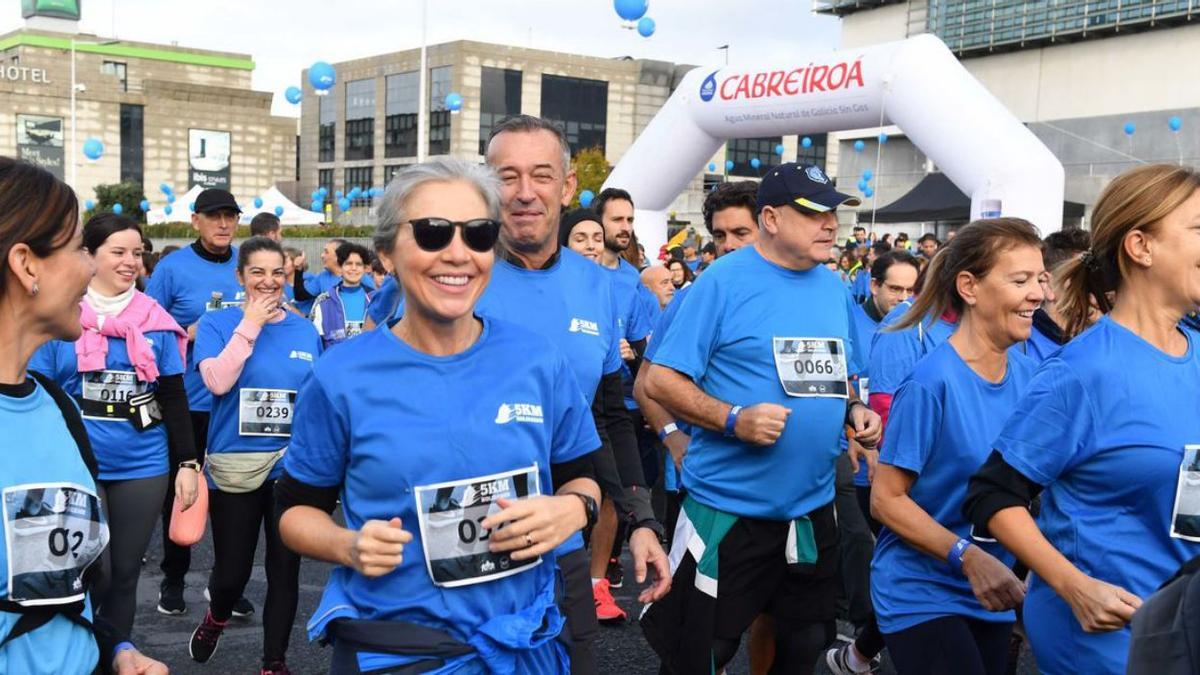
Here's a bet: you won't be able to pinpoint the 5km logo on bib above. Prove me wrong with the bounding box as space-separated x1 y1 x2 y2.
495 403 544 425
772 337 849 398
568 318 600 336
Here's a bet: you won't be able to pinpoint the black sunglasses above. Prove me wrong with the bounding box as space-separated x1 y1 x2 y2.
409 218 501 253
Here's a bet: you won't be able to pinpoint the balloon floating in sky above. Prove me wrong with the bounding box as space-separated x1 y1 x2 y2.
725 160 734 171
858 180 869 192
445 92 463 112
1123 122 1136 136
579 190 595 208
164 205 173 216
311 200 323 212
853 140 865 153
613 0 648 22
84 199 95 210
775 143 786 156
637 17 656 38
878 133 889 144
159 183 172 195
275 205 285 217
308 61 336 95
112 203 123 215
166 194 176 204
338 197 352 211
139 200 150 211
1169 116 1183 132
863 169 874 181
801 137 813 149
254 197 264 209
285 86 302 105
82 138 104 161
750 157 761 169
708 162 716 172
189 202 195 211
864 187 875 198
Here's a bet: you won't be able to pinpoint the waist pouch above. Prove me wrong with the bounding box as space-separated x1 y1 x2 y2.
206 450 284 493
77 391 163 431
327 618 474 675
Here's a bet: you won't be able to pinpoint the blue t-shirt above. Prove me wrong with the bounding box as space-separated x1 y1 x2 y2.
848 301 882 487
307 268 376 296
284 318 598 674
647 284 693 493
339 284 368 324
851 268 871 303
194 309 321 485
651 246 864 520
30 329 184 481
995 316 1200 675
0 382 105 674
871 341 1035 633
367 275 401 327
1023 320 1064 364
605 259 654 410
145 244 243 412
868 302 956 398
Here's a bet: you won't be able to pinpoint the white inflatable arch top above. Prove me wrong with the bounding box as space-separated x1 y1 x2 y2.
603 34 1065 255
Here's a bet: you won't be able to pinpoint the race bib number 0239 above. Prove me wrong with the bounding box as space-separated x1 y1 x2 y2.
414 465 541 588
239 388 295 438
772 337 849 398
3 483 108 606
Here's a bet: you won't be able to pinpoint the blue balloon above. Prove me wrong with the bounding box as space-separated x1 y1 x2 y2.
159 183 172 195
878 132 889 144
853 140 865 153
308 61 336 92
863 169 874 181
164 205 173 216
311 190 321 201
864 187 875 198
318 186 328 195
613 0 648 21
858 180 869 192
637 17 655 37
84 199 95 210
750 157 761 169
166 194 176 204
348 187 362 200
311 200 323 212
254 197 264 209
335 191 343 199
189 202 195 212
1123 122 1136 136
112 203 123 215
801 137 813 149
775 143 786 156
444 92 464 112
707 162 716 172
139 200 150 211
82 138 104 161
579 190 595 208
725 160 734 171
285 86 302 105
274 205 285 217
338 197 352 211
1170 116 1183 132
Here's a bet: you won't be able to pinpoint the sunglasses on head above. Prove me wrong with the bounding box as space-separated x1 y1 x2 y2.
409 218 501 253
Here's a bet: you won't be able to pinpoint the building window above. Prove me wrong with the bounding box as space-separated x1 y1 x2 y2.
345 166 374 206
345 79 375 161
318 169 333 201
796 134 828 171
428 66 452 156
479 67 522 154
319 95 336 163
540 74 607 155
102 60 127 92
119 104 143 185
385 71 418 158
727 137 782 177
385 165 405 184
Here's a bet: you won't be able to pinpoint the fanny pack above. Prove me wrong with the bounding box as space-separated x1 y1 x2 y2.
327 618 474 675
206 450 285 493
76 390 162 431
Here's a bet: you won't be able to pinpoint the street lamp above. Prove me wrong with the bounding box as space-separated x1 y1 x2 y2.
69 38 119 189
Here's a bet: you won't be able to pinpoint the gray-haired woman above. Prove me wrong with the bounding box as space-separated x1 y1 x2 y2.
276 158 602 673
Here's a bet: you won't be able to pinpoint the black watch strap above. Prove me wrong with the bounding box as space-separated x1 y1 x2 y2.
563 492 598 530
632 518 667 544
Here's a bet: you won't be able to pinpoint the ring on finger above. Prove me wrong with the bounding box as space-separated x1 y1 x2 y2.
525 533 534 547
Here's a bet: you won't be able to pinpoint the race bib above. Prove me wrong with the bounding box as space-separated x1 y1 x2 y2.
345 321 364 338
81 370 145 406
3 483 108 606
414 464 541 588
772 338 849 398
238 388 295 437
1170 445 1200 541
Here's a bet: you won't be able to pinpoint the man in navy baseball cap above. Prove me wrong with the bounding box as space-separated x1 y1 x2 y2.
757 162 861 215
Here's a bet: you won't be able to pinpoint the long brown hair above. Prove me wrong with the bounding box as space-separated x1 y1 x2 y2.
0 157 79 299
1057 164 1200 339
891 217 1042 331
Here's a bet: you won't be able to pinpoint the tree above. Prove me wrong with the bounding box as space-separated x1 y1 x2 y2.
570 146 610 209
92 181 148 221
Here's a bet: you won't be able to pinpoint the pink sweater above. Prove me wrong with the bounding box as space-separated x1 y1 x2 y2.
198 313 285 395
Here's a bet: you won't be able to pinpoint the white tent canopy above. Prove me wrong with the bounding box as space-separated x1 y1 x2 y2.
146 185 204 224
146 185 324 226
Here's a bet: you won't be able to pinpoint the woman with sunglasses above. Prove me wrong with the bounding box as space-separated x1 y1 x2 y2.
187 237 321 675
277 158 601 673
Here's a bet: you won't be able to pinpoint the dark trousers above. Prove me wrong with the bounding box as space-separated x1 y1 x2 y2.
835 454 875 626
555 547 599 675
208 479 300 663
884 616 1013 675
97 474 169 635
851 484 886 658
160 410 208 584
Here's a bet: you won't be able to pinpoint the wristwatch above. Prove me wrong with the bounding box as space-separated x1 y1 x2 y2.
563 492 598 530
178 460 201 472
658 422 679 442
631 517 668 545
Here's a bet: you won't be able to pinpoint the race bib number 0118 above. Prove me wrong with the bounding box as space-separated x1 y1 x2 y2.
414 464 541 588
3 483 108 606
238 388 296 438
772 338 849 398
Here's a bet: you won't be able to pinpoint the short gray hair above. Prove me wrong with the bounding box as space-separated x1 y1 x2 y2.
374 158 502 254
484 114 572 175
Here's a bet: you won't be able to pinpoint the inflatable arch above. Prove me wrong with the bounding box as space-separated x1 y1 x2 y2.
603 34 1065 255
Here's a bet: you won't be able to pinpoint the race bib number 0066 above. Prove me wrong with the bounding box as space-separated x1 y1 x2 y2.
3 483 108 606
414 464 541 588
773 338 849 398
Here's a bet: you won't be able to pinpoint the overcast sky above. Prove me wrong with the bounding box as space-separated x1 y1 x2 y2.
0 0 842 116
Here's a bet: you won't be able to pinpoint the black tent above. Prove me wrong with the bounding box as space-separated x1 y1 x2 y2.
868 172 1085 223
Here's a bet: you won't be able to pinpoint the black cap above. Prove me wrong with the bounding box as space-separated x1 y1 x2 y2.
194 188 241 214
559 208 602 246
757 163 860 215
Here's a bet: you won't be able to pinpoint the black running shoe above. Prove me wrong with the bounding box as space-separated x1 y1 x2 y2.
188 610 227 663
156 581 186 615
203 587 255 618
605 557 625 589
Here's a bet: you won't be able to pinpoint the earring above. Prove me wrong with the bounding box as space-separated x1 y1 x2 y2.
1144 257 1152 265
30 282 38 297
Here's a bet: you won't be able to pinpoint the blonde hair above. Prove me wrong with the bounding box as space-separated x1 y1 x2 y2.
1057 164 1200 339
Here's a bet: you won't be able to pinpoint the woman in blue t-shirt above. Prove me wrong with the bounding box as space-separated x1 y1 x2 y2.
311 241 375 347
277 158 602 674
30 213 199 640
965 164 1200 675
0 159 167 673
870 218 1045 675
187 237 321 675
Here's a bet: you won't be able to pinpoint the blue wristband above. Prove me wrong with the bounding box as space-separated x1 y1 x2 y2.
112 641 136 661
947 538 972 575
724 405 743 437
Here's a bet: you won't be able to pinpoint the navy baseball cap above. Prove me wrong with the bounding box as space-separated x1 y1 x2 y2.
757 163 860 215
194 188 241 214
